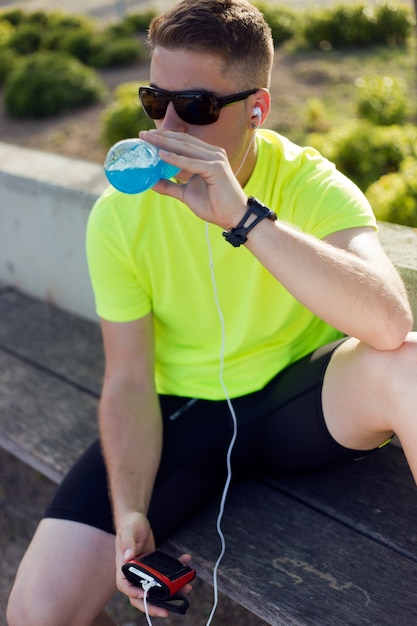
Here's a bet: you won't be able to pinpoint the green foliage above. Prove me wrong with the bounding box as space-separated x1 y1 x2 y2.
374 2 415 46
122 9 158 33
0 18 14 45
301 2 414 49
101 82 150 147
21 10 50 26
0 9 25 26
366 158 417 227
304 98 331 133
0 7 146 68
45 12 96 50
56 26 98 63
355 75 409 125
0 48 19 83
0 19 19 82
87 34 146 67
255 3 299 46
308 122 417 191
8 22 44 54
4 51 107 118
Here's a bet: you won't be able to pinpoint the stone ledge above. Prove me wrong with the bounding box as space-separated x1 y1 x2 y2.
378 222 417 327
0 142 106 195
0 142 416 324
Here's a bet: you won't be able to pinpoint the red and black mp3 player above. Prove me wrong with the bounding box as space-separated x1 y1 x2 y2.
122 550 196 615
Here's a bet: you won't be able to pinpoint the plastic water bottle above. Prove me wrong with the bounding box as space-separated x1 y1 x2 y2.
104 138 181 194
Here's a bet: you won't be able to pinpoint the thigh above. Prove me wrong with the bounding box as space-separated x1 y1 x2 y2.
44 396 233 545
248 339 379 476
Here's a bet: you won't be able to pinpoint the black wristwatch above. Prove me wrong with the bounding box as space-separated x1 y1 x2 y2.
222 196 277 247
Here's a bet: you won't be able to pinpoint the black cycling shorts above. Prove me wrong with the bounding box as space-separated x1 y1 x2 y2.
44 338 379 545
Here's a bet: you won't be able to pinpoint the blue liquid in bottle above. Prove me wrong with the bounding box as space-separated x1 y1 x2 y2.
104 138 180 194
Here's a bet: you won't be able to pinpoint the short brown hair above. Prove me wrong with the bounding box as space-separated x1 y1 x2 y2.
148 0 274 89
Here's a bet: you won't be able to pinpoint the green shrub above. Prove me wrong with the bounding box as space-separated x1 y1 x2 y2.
0 18 14 44
302 2 414 49
8 22 44 54
366 158 417 226
123 9 158 33
88 34 146 67
304 98 331 133
302 4 374 48
103 20 136 38
308 122 417 191
42 13 95 51
22 10 50 26
48 24 145 68
4 51 107 118
56 26 97 63
0 48 20 83
375 2 415 46
355 75 409 125
0 9 25 26
101 82 150 147
255 3 299 46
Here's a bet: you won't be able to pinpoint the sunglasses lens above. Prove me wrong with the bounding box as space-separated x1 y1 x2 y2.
140 88 168 120
175 94 219 125
139 88 220 125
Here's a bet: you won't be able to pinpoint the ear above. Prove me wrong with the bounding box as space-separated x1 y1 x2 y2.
249 89 271 129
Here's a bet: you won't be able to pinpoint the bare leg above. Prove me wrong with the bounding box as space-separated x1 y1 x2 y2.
7 518 117 626
323 332 417 481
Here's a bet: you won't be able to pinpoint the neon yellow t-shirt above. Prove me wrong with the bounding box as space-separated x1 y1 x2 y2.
86 129 376 399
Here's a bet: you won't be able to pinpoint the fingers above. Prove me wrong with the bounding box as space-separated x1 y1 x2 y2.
119 551 194 618
129 592 170 618
140 129 228 172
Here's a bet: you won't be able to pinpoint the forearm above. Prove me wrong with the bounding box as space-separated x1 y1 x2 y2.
137 130 412 348
99 380 162 528
245 217 412 350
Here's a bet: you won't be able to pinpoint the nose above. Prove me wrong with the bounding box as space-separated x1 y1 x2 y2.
158 102 187 132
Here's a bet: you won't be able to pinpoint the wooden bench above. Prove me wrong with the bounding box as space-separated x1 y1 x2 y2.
2 285 417 625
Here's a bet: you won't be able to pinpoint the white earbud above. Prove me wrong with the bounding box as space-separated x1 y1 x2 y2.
252 107 262 128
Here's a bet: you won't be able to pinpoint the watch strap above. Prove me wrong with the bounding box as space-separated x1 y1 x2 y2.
222 196 277 247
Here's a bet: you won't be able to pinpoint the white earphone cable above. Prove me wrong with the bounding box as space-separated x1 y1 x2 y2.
141 580 157 626
203 128 258 625
137 127 258 626
204 223 239 626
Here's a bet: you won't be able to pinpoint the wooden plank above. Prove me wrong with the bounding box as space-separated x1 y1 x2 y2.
0 289 103 396
264 446 417 561
0 350 98 483
2 289 417 625
166 480 417 625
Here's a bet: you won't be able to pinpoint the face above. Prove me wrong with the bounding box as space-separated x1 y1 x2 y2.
148 46 257 181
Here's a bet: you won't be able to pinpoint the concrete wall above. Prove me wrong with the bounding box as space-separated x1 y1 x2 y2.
0 142 106 321
0 141 416 325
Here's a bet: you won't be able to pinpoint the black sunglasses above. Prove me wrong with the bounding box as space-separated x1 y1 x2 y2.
139 86 259 125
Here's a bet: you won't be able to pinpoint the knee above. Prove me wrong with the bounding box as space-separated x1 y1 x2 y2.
358 331 417 376
374 331 417 376
6 584 31 626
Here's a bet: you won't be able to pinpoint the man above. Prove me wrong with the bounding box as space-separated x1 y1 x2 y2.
7 0 416 624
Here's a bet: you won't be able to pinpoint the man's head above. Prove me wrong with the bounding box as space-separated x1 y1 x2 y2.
148 0 274 90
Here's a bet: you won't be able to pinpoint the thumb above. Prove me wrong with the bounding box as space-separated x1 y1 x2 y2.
117 512 153 562
123 547 134 561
